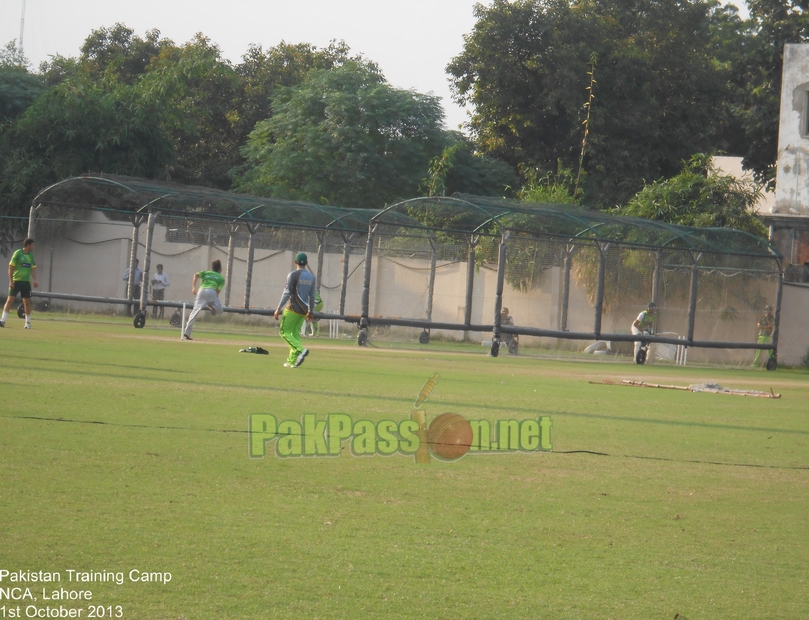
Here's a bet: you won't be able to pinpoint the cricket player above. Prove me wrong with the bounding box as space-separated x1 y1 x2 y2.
274 252 315 368
631 301 658 361
182 260 225 341
1 238 38 329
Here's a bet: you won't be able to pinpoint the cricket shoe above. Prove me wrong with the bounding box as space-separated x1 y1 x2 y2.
294 349 309 367
283 362 296 368
183 333 193 340
24 323 31 329
0 320 4 328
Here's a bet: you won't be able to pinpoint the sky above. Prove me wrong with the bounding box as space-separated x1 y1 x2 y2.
0 0 749 132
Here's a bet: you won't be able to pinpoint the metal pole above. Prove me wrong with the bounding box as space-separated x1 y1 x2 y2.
339 233 353 315
139 210 158 315
224 227 236 307
360 224 377 340
316 232 326 301
126 221 141 316
490 231 509 357
244 226 256 309
361 226 376 319
27 204 37 239
425 238 437 323
772 259 784 361
686 252 701 343
652 251 661 304
560 244 572 331
593 242 608 339
463 235 477 339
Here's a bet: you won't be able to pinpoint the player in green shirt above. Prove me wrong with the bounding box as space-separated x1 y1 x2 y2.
182 260 225 341
1 238 38 329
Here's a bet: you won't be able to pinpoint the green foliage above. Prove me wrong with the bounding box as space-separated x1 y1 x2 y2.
518 164 578 205
619 153 768 237
421 134 516 198
448 0 744 208
138 35 241 189
0 73 172 227
79 23 174 85
235 61 446 208
233 41 355 149
0 44 46 121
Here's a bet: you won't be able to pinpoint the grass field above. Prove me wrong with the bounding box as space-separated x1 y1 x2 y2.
1 315 807 619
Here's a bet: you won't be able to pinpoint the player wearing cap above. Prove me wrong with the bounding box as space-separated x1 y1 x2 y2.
274 252 316 368
631 301 658 361
182 260 225 341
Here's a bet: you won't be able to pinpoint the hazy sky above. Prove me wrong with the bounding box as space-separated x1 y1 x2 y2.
0 0 749 132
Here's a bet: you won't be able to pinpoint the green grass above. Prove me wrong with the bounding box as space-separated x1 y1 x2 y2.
1 315 807 619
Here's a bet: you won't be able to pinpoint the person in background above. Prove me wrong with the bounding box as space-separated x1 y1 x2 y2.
122 259 143 316
151 264 170 319
753 305 775 366
1 238 38 329
631 301 658 362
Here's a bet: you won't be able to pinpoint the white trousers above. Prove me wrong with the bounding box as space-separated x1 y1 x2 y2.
631 325 647 360
184 288 222 336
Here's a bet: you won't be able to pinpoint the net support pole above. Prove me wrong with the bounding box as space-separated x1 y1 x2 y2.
125 220 141 316
224 226 236 307
772 258 784 359
490 231 510 357
652 251 661 304
316 231 325 298
686 252 701 343
360 224 377 340
27 204 38 239
244 225 256 310
560 244 572 331
139 210 158 315
593 242 609 339
339 233 354 315
463 235 477 340
425 238 437 324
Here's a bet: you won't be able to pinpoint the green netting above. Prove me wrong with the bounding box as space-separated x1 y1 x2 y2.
378 195 778 258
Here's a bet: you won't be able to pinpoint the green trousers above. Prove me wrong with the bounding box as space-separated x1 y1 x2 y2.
279 309 306 365
752 334 773 365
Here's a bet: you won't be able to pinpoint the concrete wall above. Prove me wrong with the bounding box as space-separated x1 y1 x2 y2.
777 282 809 366
774 44 809 216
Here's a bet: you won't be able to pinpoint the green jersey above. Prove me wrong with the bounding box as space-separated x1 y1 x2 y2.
198 270 224 291
10 249 35 282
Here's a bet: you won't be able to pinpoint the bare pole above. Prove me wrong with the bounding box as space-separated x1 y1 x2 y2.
224 226 236 307
19 0 26 55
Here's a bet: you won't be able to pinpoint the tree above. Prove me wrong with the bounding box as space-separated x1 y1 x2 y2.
233 41 355 149
235 61 447 208
0 73 173 230
421 133 516 197
448 0 742 208
0 42 46 121
618 153 767 236
79 23 174 85
138 35 241 189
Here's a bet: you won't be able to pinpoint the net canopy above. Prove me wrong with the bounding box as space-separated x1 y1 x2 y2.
378 195 779 258
31 173 391 233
